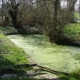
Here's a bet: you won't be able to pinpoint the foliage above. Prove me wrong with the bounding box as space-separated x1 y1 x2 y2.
74 12 79 19
0 26 17 35
8 2 24 33
64 23 80 44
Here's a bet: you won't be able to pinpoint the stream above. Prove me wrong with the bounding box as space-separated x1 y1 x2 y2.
7 34 80 72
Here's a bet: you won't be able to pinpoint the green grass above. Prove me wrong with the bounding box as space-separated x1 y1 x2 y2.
0 34 28 65
64 23 80 43
74 12 79 19
0 34 32 75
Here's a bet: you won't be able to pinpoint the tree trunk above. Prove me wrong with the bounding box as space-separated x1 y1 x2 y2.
49 0 61 43
2 0 4 21
67 0 77 22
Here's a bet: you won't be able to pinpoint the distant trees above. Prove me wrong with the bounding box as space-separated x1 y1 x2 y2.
0 0 78 44
6 0 38 32
2 0 35 33
8 0 28 33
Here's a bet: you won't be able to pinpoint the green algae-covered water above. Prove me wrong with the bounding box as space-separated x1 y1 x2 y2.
7 34 80 72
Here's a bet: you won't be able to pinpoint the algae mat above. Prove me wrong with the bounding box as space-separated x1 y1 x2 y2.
7 34 80 72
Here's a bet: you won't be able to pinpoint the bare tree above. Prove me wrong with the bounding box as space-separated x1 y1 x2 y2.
1 0 78 44
35 0 78 44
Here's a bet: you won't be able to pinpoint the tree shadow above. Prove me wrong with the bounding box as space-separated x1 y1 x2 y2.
0 56 29 76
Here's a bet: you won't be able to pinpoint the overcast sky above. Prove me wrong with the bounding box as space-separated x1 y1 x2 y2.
0 0 1 3
0 0 2 6
0 0 79 9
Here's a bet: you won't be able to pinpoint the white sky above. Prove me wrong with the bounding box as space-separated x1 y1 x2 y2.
61 0 79 9
0 0 80 9
75 0 80 9
61 0 67 8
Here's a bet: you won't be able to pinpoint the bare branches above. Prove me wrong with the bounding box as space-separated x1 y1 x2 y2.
0 0 78 43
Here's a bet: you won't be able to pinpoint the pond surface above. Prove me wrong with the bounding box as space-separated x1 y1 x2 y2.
7 34 80 72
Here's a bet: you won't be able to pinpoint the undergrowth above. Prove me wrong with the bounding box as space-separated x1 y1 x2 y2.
64 23 80 44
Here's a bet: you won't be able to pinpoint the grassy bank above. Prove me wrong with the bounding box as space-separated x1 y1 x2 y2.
0 34 29 65
0 33 33 80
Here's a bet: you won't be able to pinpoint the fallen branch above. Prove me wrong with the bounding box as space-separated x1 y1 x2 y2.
37 65 69 75
0 64 37 69
0 63 70 75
